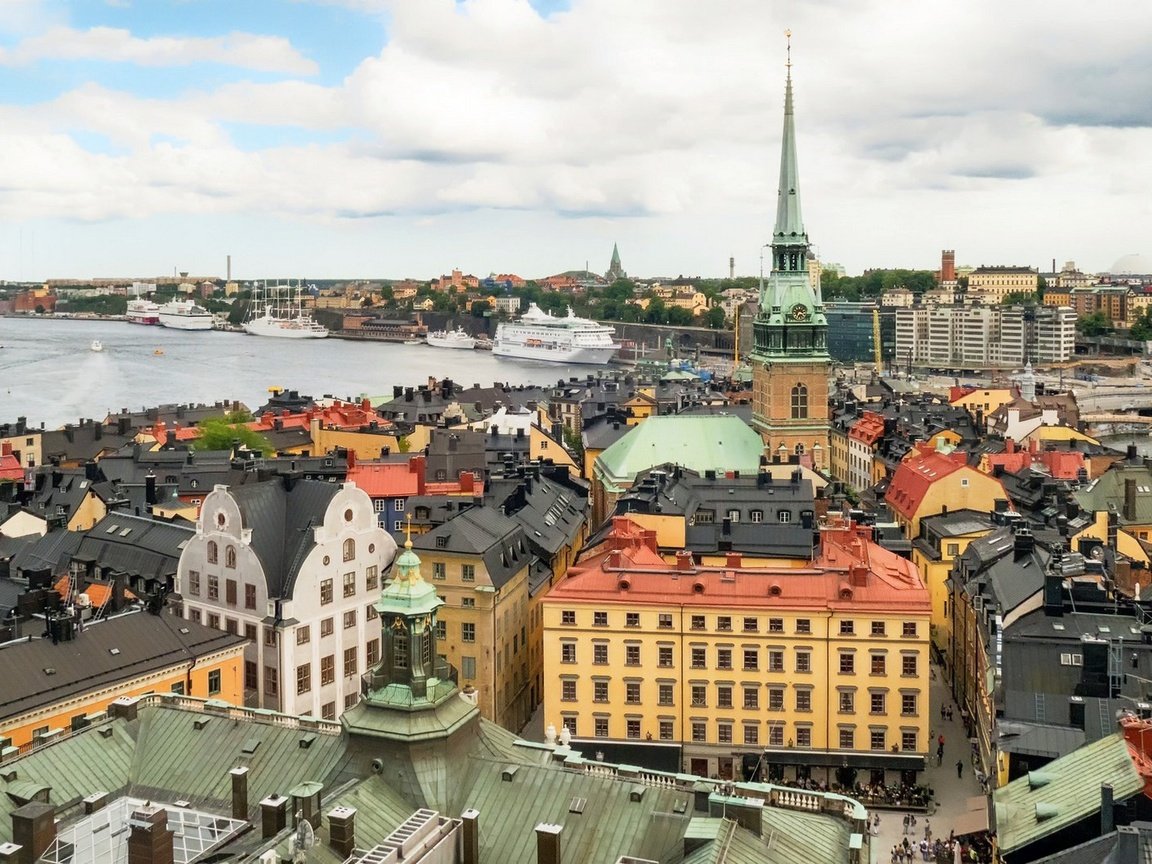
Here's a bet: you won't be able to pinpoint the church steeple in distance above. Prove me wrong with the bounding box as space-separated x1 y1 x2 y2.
773 32 805 256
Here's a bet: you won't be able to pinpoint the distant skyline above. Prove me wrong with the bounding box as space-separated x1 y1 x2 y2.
0 0 1149 281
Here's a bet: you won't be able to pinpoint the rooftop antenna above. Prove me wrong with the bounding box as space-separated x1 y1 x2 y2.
785 28 792 77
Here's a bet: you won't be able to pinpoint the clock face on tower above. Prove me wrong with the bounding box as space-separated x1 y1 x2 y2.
790 303 808 322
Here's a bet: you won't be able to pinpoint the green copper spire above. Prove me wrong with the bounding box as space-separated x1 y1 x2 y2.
773 34 805 245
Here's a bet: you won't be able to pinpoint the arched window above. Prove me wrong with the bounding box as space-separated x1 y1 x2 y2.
790 384 808 419
343 538 356 563
207 541 218 564
225 545 236 569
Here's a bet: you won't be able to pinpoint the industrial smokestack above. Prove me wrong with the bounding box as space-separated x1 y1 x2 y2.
226 254 232 281
729 257 735 279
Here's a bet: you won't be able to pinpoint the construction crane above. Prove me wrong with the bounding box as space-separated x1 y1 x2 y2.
872 307 882 376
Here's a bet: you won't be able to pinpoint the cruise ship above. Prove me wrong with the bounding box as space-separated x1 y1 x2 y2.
157 300 214 330
126 298 160 325
493 303 619 365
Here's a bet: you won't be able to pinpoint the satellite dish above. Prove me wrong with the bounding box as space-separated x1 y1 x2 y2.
291 814 315 863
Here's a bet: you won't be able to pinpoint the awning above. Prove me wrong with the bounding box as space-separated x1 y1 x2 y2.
759 748 926 771
952 797 990 837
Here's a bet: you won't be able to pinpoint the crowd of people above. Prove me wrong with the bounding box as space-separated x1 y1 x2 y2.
887 814 991 863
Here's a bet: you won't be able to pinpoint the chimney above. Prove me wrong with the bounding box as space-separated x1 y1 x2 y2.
0 843 22 864
1069 696 1085 730
1114 825 1139 863
461 809 480 864
230 767 248 821
127 804 174 864
675 550 693 571
260 794 288 839
11 803 55 864
1101 783 1115 836
1125 478 1138 523
145 472 157 506
326 806 356 859
1013 525 1035 558
536 823 562 864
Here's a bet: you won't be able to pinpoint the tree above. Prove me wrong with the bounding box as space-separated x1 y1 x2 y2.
194 417 272 454
666 306 694 326
1001 291 1039 306
1130 309 1152 342
470 300 491 317
1077 311 1111 337
703 306 727 329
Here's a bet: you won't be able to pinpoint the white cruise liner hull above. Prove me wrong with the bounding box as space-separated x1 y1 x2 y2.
243 314 328 339
158 313 213 330
493 341 618 365
426 336 475 349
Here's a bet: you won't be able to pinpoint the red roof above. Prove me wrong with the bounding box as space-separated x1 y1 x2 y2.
0 443 22 482
884 448 977 521
1121 714 1152 799
548 517 928 612
982 438 1085 481
848 411 885 447
348 456 426 497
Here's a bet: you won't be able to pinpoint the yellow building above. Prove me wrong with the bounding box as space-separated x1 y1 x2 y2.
0 610 245 749
885 445 1009 539
0 422 40 469
308 416 424 461
543 517 932 783
967 266 1039 303
948 387 1015 416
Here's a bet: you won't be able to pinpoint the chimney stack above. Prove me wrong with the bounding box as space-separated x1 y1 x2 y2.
1125 478 1138 523
461 809 480 864
230 767 248 821
0 843 22 863
11 803 55 864
127 804 174 864
260 794 289 839
1101 783 1115 836
326 806 356 859
535 823 562 864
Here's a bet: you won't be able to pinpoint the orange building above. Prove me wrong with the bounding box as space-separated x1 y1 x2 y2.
885 445 1009 538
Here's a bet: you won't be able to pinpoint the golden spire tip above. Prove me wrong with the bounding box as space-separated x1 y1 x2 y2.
404 513 413 549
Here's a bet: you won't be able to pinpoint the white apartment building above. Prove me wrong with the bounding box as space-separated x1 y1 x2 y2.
176 477 398 720
896 305 1075 369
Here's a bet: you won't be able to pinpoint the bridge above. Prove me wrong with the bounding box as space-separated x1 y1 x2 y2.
1083 413 1152 426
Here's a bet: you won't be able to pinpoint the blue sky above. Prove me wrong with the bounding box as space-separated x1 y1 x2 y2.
0 0 1150 281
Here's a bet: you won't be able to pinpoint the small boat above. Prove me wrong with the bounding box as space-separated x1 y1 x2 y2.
153 348 165 356
404 339 423 345
426 327 476 350
90 340 104 352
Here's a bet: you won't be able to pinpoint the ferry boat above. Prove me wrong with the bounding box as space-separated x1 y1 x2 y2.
157 299 214 331
89 340 104 352
425 327 476 350
243 281 328 339
126 298 161 325
493 303 619 365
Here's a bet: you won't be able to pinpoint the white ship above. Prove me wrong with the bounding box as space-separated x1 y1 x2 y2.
425 327 476 350
493 303 620 365
243 281 328 339
158 299 214 330
126 298 160 325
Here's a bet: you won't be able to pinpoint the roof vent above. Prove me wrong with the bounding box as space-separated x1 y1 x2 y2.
629 785 646 803
618 577 631 592
241 738 261 756
193 718 211 731
299 733 317 750
568 797 587 814
178 627 189 634
1028 772 1052 789
502 766 519 782
1035 802 1058 821
109 648 121 656
43 667 56 676
692 581 705 595
768 583 782 597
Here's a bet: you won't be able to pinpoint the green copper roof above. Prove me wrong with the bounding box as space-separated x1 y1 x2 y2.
773 70 805 244
377 539 442 617
593 416 764 492
994 732 1142 854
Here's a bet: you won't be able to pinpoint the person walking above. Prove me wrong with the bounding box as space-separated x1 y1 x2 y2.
924 819 932 842
903 813 910 835
956 759 964 779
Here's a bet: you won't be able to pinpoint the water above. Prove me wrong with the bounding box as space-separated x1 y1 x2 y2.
0 317 598 428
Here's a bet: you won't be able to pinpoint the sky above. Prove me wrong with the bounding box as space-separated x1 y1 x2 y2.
0 0 1149 282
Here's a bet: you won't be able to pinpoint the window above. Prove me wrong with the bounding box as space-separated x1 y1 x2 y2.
297 625 310 645
690 615 705 630
658 613 673 629
559 642 578 664
393 633 408 668
790 383 808 419
264 667 278 696
839 728 854 749
717 722 732 744
902 654 918 676
658 646 673 668
769 725 784 747
718 685 733 709
691 647 707 669
626 612 640 628
435 536 448 549
871 621 886 637
796 618 811 634
188 570 201 597
743 725 759 746
902 693 918 716
344 647 358 678
345 692 358 710
366 566 379 591
226 618 238 635
795 689 811 712
207 542 217 564
593 611 608 627
394 498 405 512
224 579 237 606
561 610 576 625
626 682 641 704
768 617 783 633
626 645 641 665
870 729 886 751
461 597 475 608
208 669 221 695
727 509 741 523
778 510 792 524
626 719 641 740
208 613 220 630
320 578 333 605
344 610 356 629
743 648 758 671
750 509 764 523
839 691 855 713
839 652 855 674
461 564 475 582
561 680 577 701
796 651 811 673
871 654 886 675
366 603 378 621
768 650 784 672
322 702 336 721
245 583 256 610
296 663 311 695
225 546 236 568
691 685 707 707
902 622 917 638
188 608 201 624
453 653 473 678
946 543 959 556
870 692 886 714
660 719 674 741
742 617 757 633
321 655 335 685
343 538 356 562
695 510 714 525
593 681 609 702
172 682 186 695
435 620 446 640
692 722 707 743
264 627 276 647
343 571 356 597
207 575 219 601
595 717 609 737
244 622 257 642
717 647 732 670
796 727 812 748
717 616 732 632
839 619 854 636
743 687 759 710
374 499 386 513
431 562 446 581
902 731 917 752
593 644 608 664
462 623 476 643
768 687 784 711
367 639 380 666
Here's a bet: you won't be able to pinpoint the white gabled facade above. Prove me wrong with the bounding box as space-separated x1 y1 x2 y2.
176 480 398 720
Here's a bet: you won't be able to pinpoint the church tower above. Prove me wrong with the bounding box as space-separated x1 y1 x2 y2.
605 242 626 282
750 35 831 469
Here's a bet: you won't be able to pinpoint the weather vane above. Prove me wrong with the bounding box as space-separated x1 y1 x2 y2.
785 29 792 73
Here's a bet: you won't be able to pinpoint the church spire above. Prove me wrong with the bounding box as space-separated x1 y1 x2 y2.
773 30 805 244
